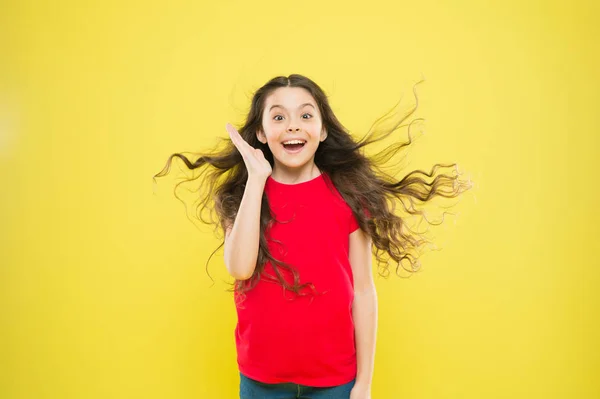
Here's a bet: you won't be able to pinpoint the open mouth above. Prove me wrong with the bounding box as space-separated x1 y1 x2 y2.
282 141 306 153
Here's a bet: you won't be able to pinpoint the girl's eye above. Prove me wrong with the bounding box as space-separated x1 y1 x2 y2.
273 113 312 121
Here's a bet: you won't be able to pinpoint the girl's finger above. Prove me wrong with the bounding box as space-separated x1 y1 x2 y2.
227 123 245 147
225 123 238 138
226 123 242 148
226 123 254 154
226 123 251 161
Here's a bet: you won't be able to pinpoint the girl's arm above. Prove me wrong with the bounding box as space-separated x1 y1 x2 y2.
349 227 378 391
223 123 272 281
223 177 266 280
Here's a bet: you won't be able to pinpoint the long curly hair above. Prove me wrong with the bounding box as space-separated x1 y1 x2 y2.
153 74 473 302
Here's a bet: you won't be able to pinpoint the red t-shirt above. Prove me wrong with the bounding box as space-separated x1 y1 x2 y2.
234 171 360 387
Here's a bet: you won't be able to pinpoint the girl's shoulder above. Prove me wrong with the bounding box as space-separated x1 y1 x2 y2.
320 173 355 212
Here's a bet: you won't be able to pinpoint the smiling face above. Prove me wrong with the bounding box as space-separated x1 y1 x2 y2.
257 86 327 174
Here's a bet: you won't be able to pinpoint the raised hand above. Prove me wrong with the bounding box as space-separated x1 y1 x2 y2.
226 123 272 182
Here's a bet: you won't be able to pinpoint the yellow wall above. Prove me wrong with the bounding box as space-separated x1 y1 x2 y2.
2 0 598 397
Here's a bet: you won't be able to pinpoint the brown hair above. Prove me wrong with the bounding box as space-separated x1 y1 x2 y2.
153 74 473 303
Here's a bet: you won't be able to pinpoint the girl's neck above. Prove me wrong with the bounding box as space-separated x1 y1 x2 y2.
270 163 322 185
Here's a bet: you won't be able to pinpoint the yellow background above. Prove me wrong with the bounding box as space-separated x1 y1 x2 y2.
2 0 598 397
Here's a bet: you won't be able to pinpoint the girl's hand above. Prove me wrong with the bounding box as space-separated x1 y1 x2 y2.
226 123 272 181
350 383 372 399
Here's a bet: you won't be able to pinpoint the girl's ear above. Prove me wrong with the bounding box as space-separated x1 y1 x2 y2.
257 128 267 144
320 127 328 142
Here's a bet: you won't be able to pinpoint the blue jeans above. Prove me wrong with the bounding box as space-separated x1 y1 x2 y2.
239 372 356 399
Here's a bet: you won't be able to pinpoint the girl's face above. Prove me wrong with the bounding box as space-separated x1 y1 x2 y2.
257 87 327 171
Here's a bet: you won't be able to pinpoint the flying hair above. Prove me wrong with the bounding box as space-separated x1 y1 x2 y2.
153 74 474 304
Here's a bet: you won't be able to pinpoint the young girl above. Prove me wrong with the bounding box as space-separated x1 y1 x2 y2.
154 74 472 399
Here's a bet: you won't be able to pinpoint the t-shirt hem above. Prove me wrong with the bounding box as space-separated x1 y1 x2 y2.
238 365 356 387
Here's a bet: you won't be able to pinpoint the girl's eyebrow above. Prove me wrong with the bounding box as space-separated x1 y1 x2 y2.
269 103 315 112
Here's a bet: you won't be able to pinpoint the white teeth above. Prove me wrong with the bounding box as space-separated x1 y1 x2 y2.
282 140 306 145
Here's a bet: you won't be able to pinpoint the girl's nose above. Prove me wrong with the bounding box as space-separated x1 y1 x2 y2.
287 126 300 132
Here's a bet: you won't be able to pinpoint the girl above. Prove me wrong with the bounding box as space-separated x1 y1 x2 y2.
154 74 472 398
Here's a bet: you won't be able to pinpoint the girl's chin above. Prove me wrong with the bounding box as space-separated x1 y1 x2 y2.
274 154 313 168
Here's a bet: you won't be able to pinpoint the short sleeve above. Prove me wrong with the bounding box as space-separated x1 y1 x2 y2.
349 211 360 234
349 207 370 234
